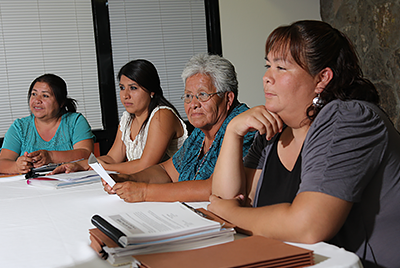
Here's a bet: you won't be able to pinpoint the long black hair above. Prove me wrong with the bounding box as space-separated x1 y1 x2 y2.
265 20 380 121
118 59 182 130
28 73 77 118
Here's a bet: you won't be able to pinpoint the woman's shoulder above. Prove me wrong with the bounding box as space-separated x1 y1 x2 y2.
62 112 83 119
150 106 177 118
149 106 184 127
61 112 88 123
308 100 389 149
12 114 34 128
315 99 383 126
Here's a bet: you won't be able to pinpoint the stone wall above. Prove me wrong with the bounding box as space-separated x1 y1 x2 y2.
320 0 400 131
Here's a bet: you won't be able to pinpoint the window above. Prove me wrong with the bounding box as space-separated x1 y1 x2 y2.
0 0 102 138
108 0 208 120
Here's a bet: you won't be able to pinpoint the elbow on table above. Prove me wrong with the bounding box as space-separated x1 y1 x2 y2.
291 225 335 244
255 223 331 245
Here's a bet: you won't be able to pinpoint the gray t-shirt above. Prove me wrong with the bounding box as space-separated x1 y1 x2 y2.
245 100 400 268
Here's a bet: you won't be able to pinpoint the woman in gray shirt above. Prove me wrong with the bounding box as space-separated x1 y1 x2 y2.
209 20 400 268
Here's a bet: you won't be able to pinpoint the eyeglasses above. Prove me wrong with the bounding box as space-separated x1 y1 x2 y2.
180 91 225 103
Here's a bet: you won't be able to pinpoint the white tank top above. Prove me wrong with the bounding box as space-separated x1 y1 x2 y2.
119 106 188 161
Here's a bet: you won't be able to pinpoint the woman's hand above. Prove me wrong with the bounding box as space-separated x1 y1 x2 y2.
102 178 115 194
113 181 148 203
28 150 52 167
102 173 135 195
15 152 33 174
228 105 283 140
207 194 244 219
49 162 85 175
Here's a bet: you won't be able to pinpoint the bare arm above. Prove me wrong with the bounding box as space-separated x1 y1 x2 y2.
212 106 283 199
52 109 183 174
113 177 212 203
0 149 33 174
101 109 182 174
28 138 94 167
208 191 352 244
102 158 177 193
103 158 211 203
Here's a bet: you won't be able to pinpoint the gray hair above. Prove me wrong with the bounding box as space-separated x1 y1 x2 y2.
181 53 239 104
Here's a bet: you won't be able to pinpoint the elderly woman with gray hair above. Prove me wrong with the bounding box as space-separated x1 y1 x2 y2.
102 53 255 202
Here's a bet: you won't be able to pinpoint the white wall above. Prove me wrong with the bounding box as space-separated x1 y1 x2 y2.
219 0 321 108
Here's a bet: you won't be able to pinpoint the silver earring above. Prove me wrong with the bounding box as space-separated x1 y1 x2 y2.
150 95 154 99
313 94 323 108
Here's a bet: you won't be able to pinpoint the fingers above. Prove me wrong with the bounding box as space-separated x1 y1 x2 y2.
209 194 220 202
102 180 116 194
29 150 51 167
113 182 146 203
48 165 67 175
229 106 283 140
15 155 33 173
250 107 283 140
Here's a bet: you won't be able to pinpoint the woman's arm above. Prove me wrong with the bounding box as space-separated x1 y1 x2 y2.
104 157 211 202
101 109 183 174
208 191 352 243
212 106 283 199
113 177 212 203
28 138 94 167
103 158 178 191
0 149 33 174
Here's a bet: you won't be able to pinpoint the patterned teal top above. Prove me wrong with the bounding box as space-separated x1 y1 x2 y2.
173 103 255 181
1 113 95 156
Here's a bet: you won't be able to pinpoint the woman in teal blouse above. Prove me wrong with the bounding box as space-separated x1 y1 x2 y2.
0 74 95 174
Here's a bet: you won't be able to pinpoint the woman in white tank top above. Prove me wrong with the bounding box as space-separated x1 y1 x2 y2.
51 60 187 175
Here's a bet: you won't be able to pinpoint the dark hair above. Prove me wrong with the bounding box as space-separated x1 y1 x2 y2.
265 20 380 121
118 59 182 130
28 73 77 117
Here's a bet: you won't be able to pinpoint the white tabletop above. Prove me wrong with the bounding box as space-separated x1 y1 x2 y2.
0 176 362 268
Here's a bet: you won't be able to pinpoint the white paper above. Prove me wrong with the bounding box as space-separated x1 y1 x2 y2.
88 153 116 187
102 202 221 246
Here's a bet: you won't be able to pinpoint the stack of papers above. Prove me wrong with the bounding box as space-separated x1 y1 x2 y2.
26 170 105 189
133 235 314 268
89 202 236 266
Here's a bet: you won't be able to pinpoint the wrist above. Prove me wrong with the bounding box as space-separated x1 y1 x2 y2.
142 182 149 202
226 123 246 140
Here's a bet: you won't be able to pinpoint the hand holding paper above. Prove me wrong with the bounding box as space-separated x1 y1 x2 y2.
88 153 116 187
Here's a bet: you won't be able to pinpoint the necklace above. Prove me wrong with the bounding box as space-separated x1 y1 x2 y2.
193 137 214 180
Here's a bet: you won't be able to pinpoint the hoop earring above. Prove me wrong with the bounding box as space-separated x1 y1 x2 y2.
313 94 323 108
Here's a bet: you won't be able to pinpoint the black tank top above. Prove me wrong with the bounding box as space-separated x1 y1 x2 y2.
256 134 302 207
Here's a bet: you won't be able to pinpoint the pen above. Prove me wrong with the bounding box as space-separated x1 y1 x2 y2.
62 158 84 165
181 202 208 218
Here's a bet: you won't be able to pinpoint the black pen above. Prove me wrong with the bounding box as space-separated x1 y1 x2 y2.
181 202 208 218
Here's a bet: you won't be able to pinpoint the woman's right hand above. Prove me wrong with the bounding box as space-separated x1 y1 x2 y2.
15 152 33 174
227 105 283 140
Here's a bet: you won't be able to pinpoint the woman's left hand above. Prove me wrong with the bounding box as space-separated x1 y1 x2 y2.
29 150 52 167
113 181 148 203
207 194 244 218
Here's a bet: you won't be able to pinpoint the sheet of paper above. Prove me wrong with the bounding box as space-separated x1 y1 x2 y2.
43 170 100 181
0 174 27 182
101 202 221 246
88 153 116 187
